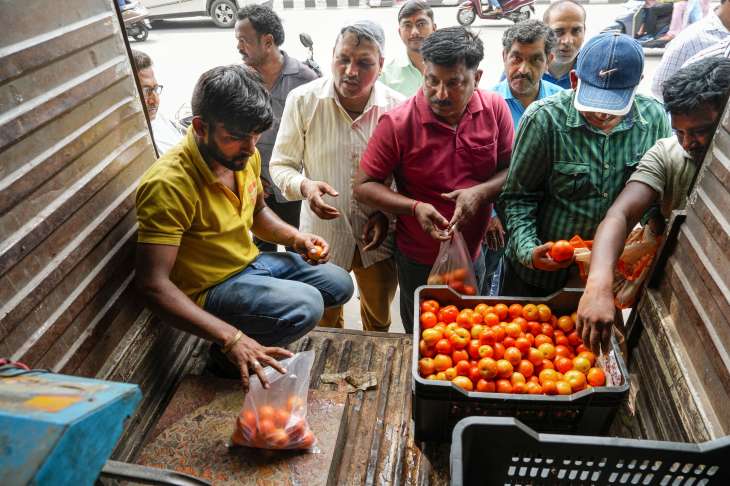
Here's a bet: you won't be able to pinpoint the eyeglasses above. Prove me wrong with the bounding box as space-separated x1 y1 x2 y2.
142 85 163 98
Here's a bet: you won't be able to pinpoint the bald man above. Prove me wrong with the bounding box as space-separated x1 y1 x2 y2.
542 0 586 89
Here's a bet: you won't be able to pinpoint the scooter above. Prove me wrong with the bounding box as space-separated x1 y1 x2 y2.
457 0 535 26
602 0 672 43
121 1 151 42
299 33 322 78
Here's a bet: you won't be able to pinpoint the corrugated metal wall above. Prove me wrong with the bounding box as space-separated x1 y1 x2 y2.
0 0 200 460
635 99 730 442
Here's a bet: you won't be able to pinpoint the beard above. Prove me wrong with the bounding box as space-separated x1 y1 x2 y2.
199 140 250 172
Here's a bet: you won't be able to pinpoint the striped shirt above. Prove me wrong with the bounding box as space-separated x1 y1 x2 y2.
682 37 730 67
270 77 405 269
497 90 671 292
651 8 729 100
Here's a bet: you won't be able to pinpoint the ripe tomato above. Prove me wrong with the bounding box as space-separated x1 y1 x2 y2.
469 365 481 383
493 342 506 360
418 358 436 377
467 339 481 359
512 382 527 394
518 360 534 378
510 372 526 385
577 351 597 366
421 299 440 314
528 321 543 336
555 334 570 347
474 303 489 316
493 303 509 321
479 329 496 346
538 368 559 385
573 356 591 373
435 338 452 355
508 303 524 320
274 409 291 428
476 379 495 392
554 356 573 374
435 371 447 381
555 345 573 358
534 334 553 347
478 344 494 359
492 326 506 343
557 315 574 333
586 367 606 386
455 360 471 376
299 430 315 449
504 346 522 366
567 331 582 347
555 380 573 395
541 358 555 370
456 310 474 329
515 337 531 354
483 312 500 327
258 418 276 437
536 304 552 323
438 305 459 324
420 311 438 330
286 395 304 413
526 381 543 394
541 323 555 337
576 344 591 355
308 245 324 262
564 370 587 392
538 343 556 360
471 324 485 340
267 428 291 448
549 240 574 263
503 336 516 348
452 375 474 391
505 322 522 339
444 367 458 380
542 380 558 395
496 359 514 378
452 349 469 364
513 317 529 332
527 347 544 365
522 303 539 321
449 327 471 349
495 379 513 393
419 339 435 358
462 285 477 295
433 354 453 372
258 405 276 422
421 328 443 346
478 357 498 379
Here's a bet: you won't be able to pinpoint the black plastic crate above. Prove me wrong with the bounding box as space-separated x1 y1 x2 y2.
412 286 629 442
450 417 730 486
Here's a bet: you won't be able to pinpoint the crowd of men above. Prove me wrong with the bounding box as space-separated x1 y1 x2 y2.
131 1 730 389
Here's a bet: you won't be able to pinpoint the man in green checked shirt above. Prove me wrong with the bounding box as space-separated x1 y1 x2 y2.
498 33 671 297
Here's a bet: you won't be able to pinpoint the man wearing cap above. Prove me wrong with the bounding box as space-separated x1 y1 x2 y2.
354 27 514 332
380 0 436 97
498 33 671 297
270 21 405 331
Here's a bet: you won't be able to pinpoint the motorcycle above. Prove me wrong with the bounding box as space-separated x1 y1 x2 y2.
602 0 672 44
121 1 151 42
457 0 535 26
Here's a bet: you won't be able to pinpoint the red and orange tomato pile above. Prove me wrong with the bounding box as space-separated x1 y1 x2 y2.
231 395 316 450
417 300 607 395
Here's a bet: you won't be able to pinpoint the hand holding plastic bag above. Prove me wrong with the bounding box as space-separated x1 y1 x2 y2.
426 231 478 295
613 225 661 309
230 351 317 450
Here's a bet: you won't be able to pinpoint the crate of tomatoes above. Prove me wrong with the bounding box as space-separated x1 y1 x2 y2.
411 286 629 442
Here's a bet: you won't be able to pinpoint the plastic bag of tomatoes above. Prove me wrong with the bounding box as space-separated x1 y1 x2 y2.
230 350 318 451
426 231 478 295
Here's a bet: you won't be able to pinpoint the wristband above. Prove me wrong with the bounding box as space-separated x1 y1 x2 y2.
222 330 244 355
411 200 421 216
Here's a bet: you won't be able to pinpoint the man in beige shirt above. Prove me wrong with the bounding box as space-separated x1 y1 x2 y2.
576 57 730 353
270 20 405 331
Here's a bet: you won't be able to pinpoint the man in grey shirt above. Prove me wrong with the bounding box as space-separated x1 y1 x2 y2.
235 5 319 251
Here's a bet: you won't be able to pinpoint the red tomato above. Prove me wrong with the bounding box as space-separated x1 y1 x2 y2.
435 338 452 355
478 357 498 379
479 329 496 346
504 346 522 366
518 360 534 378
420 311 438 329
419 358 436 377
495 379 513 394
452 349 469 364
421 299 440 314
469 365 482 383
549 240 574 263
455 360 471 376
476 379 495 392
468 339 481 359
452 375 474 391
438 305 459 324
514 337 531 354
493 342 506 360
478 344 494 359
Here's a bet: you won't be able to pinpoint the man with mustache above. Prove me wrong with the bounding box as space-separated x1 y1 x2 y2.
497 33 671 298
270 21 404 331
543 0 586 89
380 0 436 97
354 27 514 333
576 57 730 353
135 65 353 392
234 5 318 252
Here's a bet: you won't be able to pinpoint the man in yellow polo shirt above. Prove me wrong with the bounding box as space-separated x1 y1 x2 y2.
135 65 353 392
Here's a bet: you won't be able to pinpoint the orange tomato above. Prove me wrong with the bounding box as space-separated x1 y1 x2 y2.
267 428 291 448
528 321 543 336
433 354 453 372
576 344 591 355
549 240 574 263
573 356 592 374
421 299 440 314
504 346 522 366
554 356 573 374
493 303 509 321
522 303 539 321
422 327 443 346
557 315 575 333
456 310 474 328
308 245 324 262
493 342 506 360
492 326 506 342
527 347 544 365
455 360 471 376
508 303 524 320
555 380 573 395
435 338 452 355
474 303 489 316
478 329 496 346
505 322 522 339
541 323 555 337
514 337 531 354
495 379 513 393
526 381 543 394
513 317 529 332
542 380 558 395
438 305 459 324
299 430 315 449
274 409 291 428
259 405 276 422
555 334 570 347
286 395 304 413
452 375 474 391
476 379 495 392
586 367 606 386
534 334 553 347
564 370 587 392
578 351 597 366
555 344 573 358
258 418 276 437
483 312 500 327
452 349 469 364
496 359 514 378
512 382 527 394
538 343 556 360
470 312 483 326
510 372 526 385
478 357 498 379
420 339 435 358
418 358 436 377
420 311 438 329
467 339 481 360
478 344 494 359
444 367 458 380
503 336 516 349
536 304 552 323
538 368 560 385
470 324 485 339
450 327 471 349
518 359 535 378
435 371 447 380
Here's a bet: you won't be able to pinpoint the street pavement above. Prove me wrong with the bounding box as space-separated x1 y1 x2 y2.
135 4 664 333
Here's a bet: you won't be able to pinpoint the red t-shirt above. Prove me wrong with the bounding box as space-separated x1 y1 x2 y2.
360 89 513 265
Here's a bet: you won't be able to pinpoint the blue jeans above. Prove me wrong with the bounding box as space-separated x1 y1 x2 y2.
204 252 354 347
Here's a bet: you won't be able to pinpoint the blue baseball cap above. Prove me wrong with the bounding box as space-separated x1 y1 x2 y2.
574 33 644 116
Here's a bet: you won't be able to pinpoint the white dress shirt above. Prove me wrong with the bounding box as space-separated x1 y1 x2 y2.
682 36 730 67
651 8 730 100
270 77 405 269
151 113 184 156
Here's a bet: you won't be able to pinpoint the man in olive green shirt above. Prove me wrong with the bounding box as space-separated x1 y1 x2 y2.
379 0 435 97
498 33 671 296
577 57 730 353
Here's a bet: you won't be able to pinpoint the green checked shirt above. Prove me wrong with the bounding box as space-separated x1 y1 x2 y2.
497 90 671 292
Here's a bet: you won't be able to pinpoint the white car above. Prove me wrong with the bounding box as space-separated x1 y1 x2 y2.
141 0 273 28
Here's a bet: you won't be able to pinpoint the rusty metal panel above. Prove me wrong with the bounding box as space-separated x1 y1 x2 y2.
0 0 200 464
635 98 730 440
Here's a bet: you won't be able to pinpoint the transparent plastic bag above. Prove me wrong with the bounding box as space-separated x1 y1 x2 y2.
230 350 317 451
613 226 661 309
426 230 478 295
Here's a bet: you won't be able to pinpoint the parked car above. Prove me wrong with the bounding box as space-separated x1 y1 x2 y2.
141 0 272 28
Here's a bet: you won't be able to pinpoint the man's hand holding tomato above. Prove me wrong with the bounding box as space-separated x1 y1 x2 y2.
531 241 575 271
291 232 330 264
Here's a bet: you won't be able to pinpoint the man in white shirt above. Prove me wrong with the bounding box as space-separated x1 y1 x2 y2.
131 50 184 155
270 21 405 331
651 0 730 100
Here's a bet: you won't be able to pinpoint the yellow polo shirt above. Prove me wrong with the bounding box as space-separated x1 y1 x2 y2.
136 128 262 306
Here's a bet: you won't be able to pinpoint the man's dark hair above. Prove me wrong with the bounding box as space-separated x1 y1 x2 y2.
543 0 586 24
398 0 434 23
191 64 273 134
131 49 152 71
236 4 285 46
420 27 483 70
663 57 730 115
502 19 557 57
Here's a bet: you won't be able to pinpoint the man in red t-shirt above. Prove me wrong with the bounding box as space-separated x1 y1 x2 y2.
354 26 514 333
